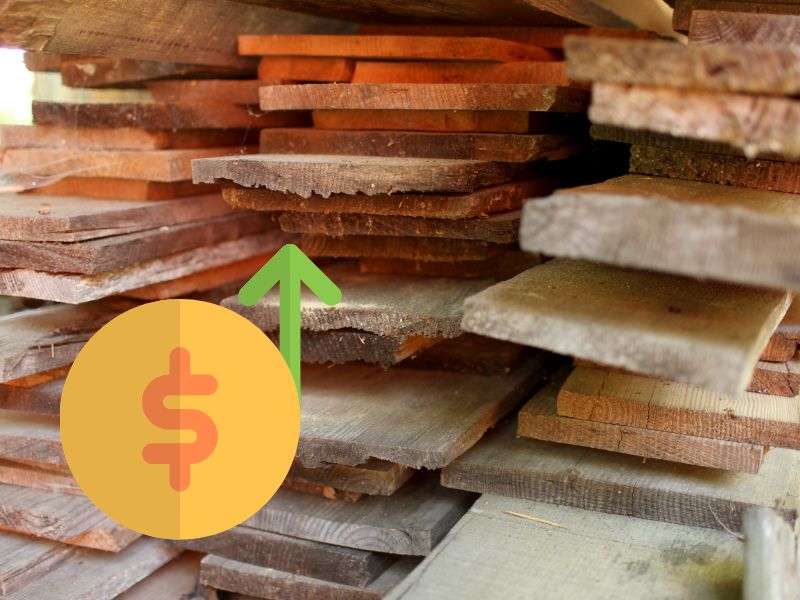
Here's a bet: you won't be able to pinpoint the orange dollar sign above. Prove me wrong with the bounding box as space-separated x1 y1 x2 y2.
141 347 218 492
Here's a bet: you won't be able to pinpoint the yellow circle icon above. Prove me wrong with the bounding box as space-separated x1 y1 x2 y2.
61 299 299 539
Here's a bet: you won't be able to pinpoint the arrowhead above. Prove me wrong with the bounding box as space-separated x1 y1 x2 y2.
237 243 341 306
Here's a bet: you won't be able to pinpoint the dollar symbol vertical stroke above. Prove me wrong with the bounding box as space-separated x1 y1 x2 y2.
142 347 218 492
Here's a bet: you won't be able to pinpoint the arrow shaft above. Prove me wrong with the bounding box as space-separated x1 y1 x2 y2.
280 275 302 397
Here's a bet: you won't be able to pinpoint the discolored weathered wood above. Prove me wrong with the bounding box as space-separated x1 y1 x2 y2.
225 180 553 219
674 0 800 31
259 56 354 82
441 420 800 533
0 411 65 471
591 82 800 160
179 526 392 586
358 252 540 280
386 495 745 600
461 259 792 394
520 174 800 291
201 554 416 600
147 79 266 104
0 460 80 495
223 261 492 339
743 507 800 600
246 472 475 555
0 212 272 274
406 334 531 376
352 60 569 84
689 9 800 44
287 459 414 497
192 154 519 198
260 83 588 112
31 101 308 131
519 374 766 473
630 145 800 194
0 375 64 416
0 532 76 595
589 123 750 158
29 178 216 201
295 357 552 469
117 553 203 600
558 365 800 450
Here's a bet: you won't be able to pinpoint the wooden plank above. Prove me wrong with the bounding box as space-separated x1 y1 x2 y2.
0 212 272 274
386 495 744 599
32 101 308 131
0 411 65 471
0 232 294 304
520 174 800 291
192 154 519 197
260 129 581 162
0 460 80 495
222 261 492 338
287 459 414 497
442 420 800 533
294 356 553 469
461 259 792 394
0 193 232 242
405 334 531 376
260 83 589 112
239 34 558 61
279 211 520 243
147 80 266 104
246 472 475 555
0 0 348 68
743 507 800 600
558 365 800 450
352 60 569 84
689 9 800 44
312 109 581 133
0 300 131 382
358 252 540 280
179 526 392 586
301 234 512 262
27 178 217 201
566 36 800 95
675 0 800 31
518 374 766 473
749 360 800 397
6 537 180 600
224 180 553 219
630 145 800 194
201 554 416 600
0 376 64 416
0 482 138 550
117 553 202 600
590 123 751 158
0 533 76 595
22 51 63 71
259 56 354 82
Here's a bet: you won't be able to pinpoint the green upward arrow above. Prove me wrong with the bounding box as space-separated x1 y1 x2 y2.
238 244 341 396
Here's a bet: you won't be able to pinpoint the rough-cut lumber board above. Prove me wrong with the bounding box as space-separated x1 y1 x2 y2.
287 459 414 497
0 411 65 471
247 472 474 555
1 124 252 151
743 507 800 600
179 526 391 586
689 9 800 44
591 82 800 160
0 232 294 304
0 461 80 495
0 376 64 416
0 192 232 242
406 334 531 376
0 0 348 68
442 420 800 533
630 145 800 194
22 51 63 71
749 360 800 397
1 147 251 183
590 123 752 158
520 174 800 291
312 109 583 133
352 60 569 84
32 101 308 131
223 261 491 338
260 83 588 112
239 34 558 61
358 252 541 280
558 365 800 450
279 211 520 243
385 495 744 600
28 178 216 201
519 374 766 473
117 553 202 600
294 356 552 469
147 80 266 104
0 533 76 595
259 56 353 82
0 482 138 550
280 479 363 502
0 300 131 382
0 212 272 274
675 1 800 31
461 259 792 394
267 329 440 367
192 153 519 198
763 333 800 362
260 129 581 162
225 180 552 219
301 234 512 262
5 537 180 600
201 554 416 600
566 36 800 95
